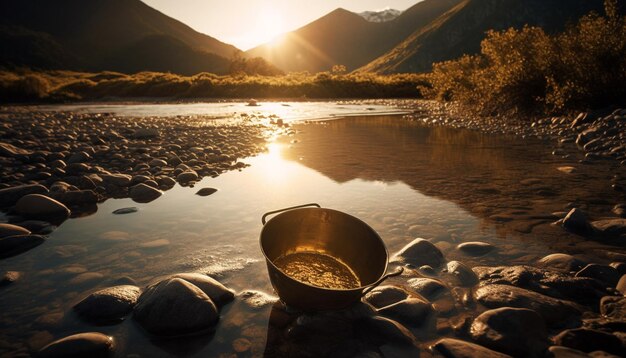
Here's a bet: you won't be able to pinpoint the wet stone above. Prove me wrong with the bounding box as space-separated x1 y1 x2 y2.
548 345 593 358
74 285 141 324
391 238 444 268
15 194 70 219
195 187 218 196
112 207 138 215
38 332 114 358
575 264 621 287
406 278 449 300
169 273 234 308
355 315 417 347
457 241 494 256
1 271 20 287
617 275 626 295
376 297 434 327
591 218 626 239
470 307 549 357
364 285 410 309
0 234 46 259
538 253 586 272
129 183 162 203
613 204 626 218
474 284 582 325
0 184 48 207
600 296 626 320
0 223 30 238
134 278 219 336
445 261 478 287
562 208 592 235
431 338 512 358
553 328 625 356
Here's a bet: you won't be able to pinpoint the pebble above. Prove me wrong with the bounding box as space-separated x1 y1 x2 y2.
538 253 586 272
470 307 549 357
169 273 235 307
406 278 449 300
391 238 444 267
600 296 626 320
15 194 70 219
0 234 46 259
0 223 30 238
553 328 625 356
562 208 592 234
613 204 626 218
445 261 478 287
177 171 198 184
38 332 115 358
1 271 20 286
364 285 410 308
133 128 160 139
474 284 581 325
591 218 626 238
457 241 494 256
377 297 434 327
74 285 141 324
431 338 512 358
195 188 218 196
129 183 162 203
134 278 219 336
112 207 138 215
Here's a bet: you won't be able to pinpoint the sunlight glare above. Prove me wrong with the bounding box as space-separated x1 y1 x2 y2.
256 8 285 47
259 142 295 184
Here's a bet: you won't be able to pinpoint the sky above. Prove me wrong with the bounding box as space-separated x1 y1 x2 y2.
142 0 420 50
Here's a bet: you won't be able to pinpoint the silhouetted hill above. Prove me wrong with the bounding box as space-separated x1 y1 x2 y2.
246 0 462 73
0 0 239 74
360 0 617 73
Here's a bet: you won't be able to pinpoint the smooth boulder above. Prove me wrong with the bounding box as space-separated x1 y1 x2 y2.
431 338 512 358
38 332 114 358
391 238 444 268
457 241 494 256
169 273 234 307
74 285 141 324
0 184 48 207
364 285 410 308
15 194 70 219
0 223 30 238
129 184 162 203
445 261 478 287
377 298 434 327
134 278 219 336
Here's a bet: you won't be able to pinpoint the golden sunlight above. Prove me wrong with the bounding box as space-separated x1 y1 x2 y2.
255 8 286 48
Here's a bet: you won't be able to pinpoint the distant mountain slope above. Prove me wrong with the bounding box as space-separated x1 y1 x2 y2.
246 0 462 73
0 0 239 74
359 9 402 23
360 0 615 73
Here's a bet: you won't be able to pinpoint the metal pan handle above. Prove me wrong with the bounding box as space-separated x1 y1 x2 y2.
262 203 321 225
360 267 404 297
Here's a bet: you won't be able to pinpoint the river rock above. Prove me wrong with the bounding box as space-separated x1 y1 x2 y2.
177 171 198 184
377 297 434 327
474 265 607 305
475 284 581 325
406 278 449 300
554 328 625 356
364 285 410 308
538 253 586 272
562 208 592 234
0 223 30 238
617 275 626 295
129 183 162 203
1 271 20 286
15 194 70 219
431 338 512 358
196 188 218 196
391 238 444 267
38 332 114 358
613 204 626 218
169 273 234 307
112 207 138 215
445 261 478 287
575 264 621 287
0 142 32 156
0 184 48 207
134 278 219 336
148 158 167 167
591 219 626 238
470 307 548 357
133 128 159 139
74 285 141 324
600 296 626 320
355 315 417 346
100 174 132 187
0 234 46 259
49 190 98 206
457 241 494 256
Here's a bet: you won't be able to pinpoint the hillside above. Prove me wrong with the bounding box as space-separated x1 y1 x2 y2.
360 0 614 73
0 0 239 74
246 0 462 73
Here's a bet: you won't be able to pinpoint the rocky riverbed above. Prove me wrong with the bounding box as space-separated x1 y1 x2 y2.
1 101 625 357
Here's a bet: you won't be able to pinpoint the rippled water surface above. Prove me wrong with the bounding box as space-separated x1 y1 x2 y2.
1 102 624 357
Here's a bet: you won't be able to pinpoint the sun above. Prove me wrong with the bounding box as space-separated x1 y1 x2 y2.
256 8 286 47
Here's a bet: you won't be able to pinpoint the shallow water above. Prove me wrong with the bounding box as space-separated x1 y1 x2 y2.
0 103 624 356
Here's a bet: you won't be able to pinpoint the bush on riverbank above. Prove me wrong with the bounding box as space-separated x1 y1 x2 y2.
0 70 427 102
426 0 626 116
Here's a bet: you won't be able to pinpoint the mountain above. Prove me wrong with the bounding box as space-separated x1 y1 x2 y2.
0 0 239 74
359 9 402 23
360 0 615 73
245 0 462 73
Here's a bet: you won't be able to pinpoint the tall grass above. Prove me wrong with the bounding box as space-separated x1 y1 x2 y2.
427 0 626 116
0 69 427 102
